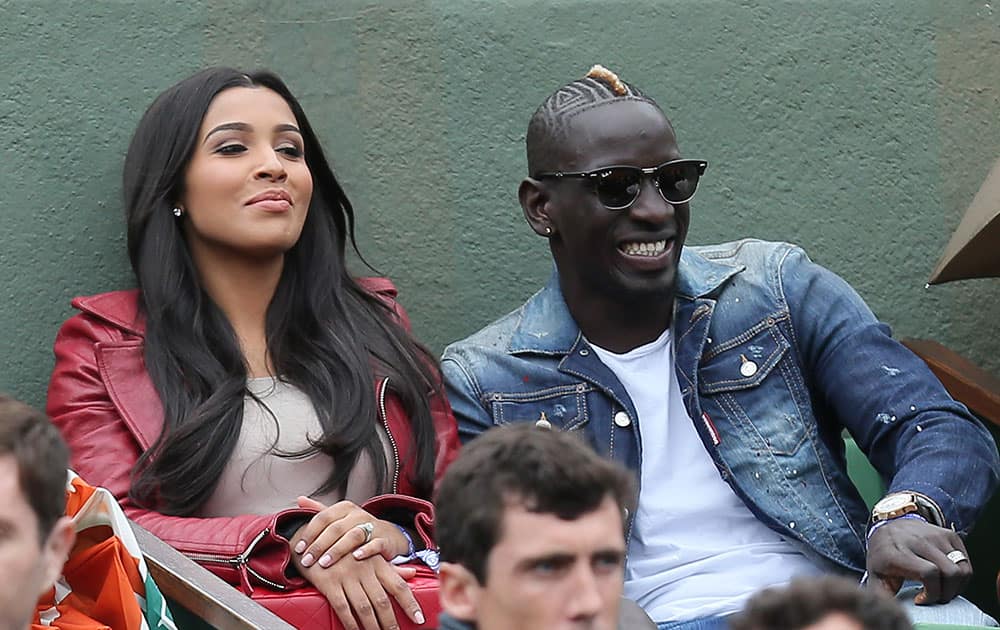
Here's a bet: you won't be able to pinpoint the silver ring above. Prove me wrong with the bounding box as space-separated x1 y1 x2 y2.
946 550 969 564
354 521 375 545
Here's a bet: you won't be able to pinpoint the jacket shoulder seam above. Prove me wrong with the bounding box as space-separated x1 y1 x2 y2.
441 354 484 402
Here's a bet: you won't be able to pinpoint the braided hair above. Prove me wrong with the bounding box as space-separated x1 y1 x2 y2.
525 65 667 175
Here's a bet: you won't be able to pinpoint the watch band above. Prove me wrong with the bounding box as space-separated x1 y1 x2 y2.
910 491 946 527
870 491 945 527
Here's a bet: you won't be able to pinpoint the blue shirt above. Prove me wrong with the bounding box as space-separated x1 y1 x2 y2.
441 239 1000 573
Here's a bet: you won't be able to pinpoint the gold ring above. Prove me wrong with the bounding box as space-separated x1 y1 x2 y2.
354 521 375 545
946 550 969 564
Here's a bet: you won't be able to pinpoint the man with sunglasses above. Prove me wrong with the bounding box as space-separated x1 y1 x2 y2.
441 65 1000 629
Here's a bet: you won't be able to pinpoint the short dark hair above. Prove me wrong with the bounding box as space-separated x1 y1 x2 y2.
0 395 69 540
435 424 636 583
525 64 669 175
730 576 912 630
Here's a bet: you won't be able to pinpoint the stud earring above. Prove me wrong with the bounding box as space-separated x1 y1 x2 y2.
172 207 183 217
544 226 552 235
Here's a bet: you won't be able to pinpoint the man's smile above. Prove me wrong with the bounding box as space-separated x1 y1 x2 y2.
619 239 669 257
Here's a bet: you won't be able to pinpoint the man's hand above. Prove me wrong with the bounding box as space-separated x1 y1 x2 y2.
866 517 972 604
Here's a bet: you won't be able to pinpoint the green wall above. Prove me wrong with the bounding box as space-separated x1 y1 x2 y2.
2 0 999 411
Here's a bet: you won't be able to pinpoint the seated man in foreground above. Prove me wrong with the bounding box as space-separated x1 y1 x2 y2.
0 395 75 630
441 65 1000 628
435 423 648 630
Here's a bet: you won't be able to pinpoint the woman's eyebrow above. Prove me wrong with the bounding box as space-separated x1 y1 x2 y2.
203 122 301 144
204 122 250 143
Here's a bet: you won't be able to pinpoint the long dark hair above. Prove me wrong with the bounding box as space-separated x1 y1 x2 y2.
123 68 439 514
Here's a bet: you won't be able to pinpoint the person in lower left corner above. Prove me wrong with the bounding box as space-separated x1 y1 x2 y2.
0 395 75 630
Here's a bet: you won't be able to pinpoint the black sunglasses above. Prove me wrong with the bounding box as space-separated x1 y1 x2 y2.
534 158 709 210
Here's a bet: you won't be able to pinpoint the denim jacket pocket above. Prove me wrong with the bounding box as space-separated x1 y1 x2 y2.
486 383 590 431
699 323 790 394
698 323 807 456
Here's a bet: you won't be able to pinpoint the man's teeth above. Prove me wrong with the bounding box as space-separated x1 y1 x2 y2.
621 240 667 257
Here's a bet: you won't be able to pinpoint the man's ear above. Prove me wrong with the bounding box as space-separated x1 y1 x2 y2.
39 516 75 594
519 177 555 238
439 561 481 622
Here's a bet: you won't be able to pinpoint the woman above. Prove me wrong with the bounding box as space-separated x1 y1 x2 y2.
47 67 460 630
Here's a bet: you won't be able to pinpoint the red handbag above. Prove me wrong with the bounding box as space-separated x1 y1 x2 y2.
252 564 440 629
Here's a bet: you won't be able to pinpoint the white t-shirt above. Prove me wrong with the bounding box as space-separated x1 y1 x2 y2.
590 330 824 622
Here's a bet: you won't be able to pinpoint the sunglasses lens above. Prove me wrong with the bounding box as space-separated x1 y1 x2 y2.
657 162 701 203
595 169 642 209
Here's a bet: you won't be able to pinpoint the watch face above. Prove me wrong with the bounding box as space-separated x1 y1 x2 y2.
876 494 914 513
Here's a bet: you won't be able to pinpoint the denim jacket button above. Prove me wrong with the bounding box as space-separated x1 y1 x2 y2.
614 411 631 427
740 361 758 377
535 418 552 429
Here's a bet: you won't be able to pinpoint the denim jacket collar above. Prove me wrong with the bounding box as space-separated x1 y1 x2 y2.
507 247 745 356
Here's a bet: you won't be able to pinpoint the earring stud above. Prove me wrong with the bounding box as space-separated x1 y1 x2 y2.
172 207 183 217
545 227 552 235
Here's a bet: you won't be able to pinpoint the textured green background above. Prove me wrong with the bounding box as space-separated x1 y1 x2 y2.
2 0 999 411
2 0 1000 617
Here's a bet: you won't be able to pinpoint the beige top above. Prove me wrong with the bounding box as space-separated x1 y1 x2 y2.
198 377 391 518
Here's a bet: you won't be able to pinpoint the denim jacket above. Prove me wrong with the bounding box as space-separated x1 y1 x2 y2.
441 239 1000 573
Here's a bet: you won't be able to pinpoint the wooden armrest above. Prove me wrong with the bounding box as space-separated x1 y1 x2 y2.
130 520 295 630
901 338 1000 428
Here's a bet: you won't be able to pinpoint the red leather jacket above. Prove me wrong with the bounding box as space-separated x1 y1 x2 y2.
46 278 460 594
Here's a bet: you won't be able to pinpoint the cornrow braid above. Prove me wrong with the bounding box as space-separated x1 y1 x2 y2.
525 65 664 175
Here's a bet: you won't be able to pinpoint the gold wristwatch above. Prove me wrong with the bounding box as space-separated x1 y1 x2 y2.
870 492 945 526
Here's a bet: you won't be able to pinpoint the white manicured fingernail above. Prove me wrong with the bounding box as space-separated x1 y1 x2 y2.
353 549 364 559
415 611 425 624
294 540 306 553
318 554 332 568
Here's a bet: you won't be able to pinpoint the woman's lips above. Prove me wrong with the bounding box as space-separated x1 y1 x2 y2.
248 199 292 212
245 189 293 212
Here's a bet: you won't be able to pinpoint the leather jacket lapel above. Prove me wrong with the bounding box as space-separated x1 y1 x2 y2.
96 340 164 450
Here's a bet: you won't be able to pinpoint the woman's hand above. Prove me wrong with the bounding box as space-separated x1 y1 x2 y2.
292 497 411 568
292 547 425 630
